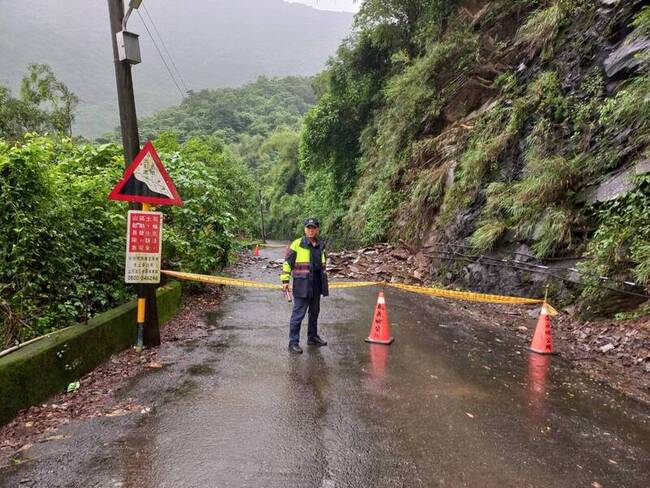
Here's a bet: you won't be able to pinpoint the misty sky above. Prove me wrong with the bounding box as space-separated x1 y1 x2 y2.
285 0 360 12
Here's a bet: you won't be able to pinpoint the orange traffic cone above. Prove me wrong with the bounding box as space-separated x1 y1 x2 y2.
365 291 394 345
253 245 260 257
527 303 556 354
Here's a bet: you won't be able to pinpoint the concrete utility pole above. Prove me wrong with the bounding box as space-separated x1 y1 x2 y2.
108 0 160 347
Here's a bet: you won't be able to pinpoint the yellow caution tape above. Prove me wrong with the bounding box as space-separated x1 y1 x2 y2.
256 243 288 248
330 281 381 289
162 270 282 289
161 270 557 314
162 270 378 290
386 282 558 315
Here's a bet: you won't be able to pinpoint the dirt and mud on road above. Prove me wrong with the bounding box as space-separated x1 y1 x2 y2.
1 244 649 487
325 243 650 405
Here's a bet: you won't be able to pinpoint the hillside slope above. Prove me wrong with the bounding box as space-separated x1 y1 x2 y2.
0 0 352 137
297 0 650 314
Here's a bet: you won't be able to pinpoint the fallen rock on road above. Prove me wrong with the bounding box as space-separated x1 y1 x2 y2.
329 243 650 404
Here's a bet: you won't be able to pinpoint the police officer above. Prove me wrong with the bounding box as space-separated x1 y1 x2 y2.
281 218 329 354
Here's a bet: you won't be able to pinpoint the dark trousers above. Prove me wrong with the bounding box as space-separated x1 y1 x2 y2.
289 294 321 344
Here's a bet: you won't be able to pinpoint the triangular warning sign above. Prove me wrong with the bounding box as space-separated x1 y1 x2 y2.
108 141 183 206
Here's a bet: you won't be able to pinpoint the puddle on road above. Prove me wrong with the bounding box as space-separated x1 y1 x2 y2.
186 363 216 376
204 310 225 325
161 378 198 402
207 340 230 351
179 340 200 353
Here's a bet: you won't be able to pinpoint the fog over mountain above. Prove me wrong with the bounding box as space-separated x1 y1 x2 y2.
0 0 354 137
286 0 360 12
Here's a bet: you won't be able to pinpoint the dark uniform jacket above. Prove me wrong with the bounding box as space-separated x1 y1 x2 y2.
281 236 329 298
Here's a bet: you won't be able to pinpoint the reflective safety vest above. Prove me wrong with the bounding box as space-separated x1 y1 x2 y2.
281 237 329 298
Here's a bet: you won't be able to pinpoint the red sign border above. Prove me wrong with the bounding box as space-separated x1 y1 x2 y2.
108 141 184 206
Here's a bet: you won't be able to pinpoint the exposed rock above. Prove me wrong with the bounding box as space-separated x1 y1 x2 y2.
527 307 542 319
600 343 616 353
582 159 650 204
443 78 496 124
604 36 650 78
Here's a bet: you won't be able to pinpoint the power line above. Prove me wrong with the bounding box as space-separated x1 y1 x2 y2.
141 3 190 93
136 9 185 98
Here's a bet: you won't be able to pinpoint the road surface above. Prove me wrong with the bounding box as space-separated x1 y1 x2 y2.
2 245 649 487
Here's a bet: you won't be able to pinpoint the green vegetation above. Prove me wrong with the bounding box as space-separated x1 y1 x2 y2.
289 0 650 305
139 76 315 239
0 64 78 139
139 76 315 142
0 132 255 347
581 174 650 296
0 67 259 348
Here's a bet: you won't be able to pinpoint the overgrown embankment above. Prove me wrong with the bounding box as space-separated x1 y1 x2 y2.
1 73 318 347
1 69 260 349
295 0 650 315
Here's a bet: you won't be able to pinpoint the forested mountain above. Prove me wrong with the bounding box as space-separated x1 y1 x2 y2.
138 75 316 237
138 76 315 141
290 0 649 314
0 0 353 138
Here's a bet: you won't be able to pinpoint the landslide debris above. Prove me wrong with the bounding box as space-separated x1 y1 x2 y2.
329 243 650 404
328 243 432 285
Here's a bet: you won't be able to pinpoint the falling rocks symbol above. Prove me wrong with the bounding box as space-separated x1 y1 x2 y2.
109 141 183 206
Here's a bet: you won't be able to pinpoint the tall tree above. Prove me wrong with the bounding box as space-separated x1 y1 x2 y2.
0 64 79 139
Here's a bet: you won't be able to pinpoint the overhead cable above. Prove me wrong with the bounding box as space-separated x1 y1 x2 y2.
141 3 190 93
136 10 185 98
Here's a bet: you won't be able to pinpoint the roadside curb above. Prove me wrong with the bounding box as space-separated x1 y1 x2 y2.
0 282 182 426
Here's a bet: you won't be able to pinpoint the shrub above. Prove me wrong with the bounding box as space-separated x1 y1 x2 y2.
516 0 575 59
0 134 257 347
0 136 128 345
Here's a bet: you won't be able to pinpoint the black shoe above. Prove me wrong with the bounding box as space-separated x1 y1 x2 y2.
307 336 327 347
288 343 303 354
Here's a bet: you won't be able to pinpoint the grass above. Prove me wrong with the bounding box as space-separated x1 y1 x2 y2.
468 149 581 257
530 207 574 257
631 6 650 35
469 220 507 252
516 0 575 58
599 76 650 145
410 164 448 212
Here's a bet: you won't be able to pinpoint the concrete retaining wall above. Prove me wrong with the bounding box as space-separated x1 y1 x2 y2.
0 282 182 425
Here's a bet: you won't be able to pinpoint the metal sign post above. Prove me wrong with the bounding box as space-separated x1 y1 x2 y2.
109 141 182 351
125 207 163 351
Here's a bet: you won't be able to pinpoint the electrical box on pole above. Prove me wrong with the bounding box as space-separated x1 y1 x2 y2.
116 0 143 65
116 30 141 64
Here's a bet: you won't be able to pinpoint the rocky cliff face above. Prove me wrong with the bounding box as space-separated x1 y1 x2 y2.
387 0 650 314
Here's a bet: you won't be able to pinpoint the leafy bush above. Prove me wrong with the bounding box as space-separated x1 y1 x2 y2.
581 174 650 292
0 133 257 347
0 136 128 346
157 135 257 274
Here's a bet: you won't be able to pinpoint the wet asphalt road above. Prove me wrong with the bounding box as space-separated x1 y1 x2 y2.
2 245 649 488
